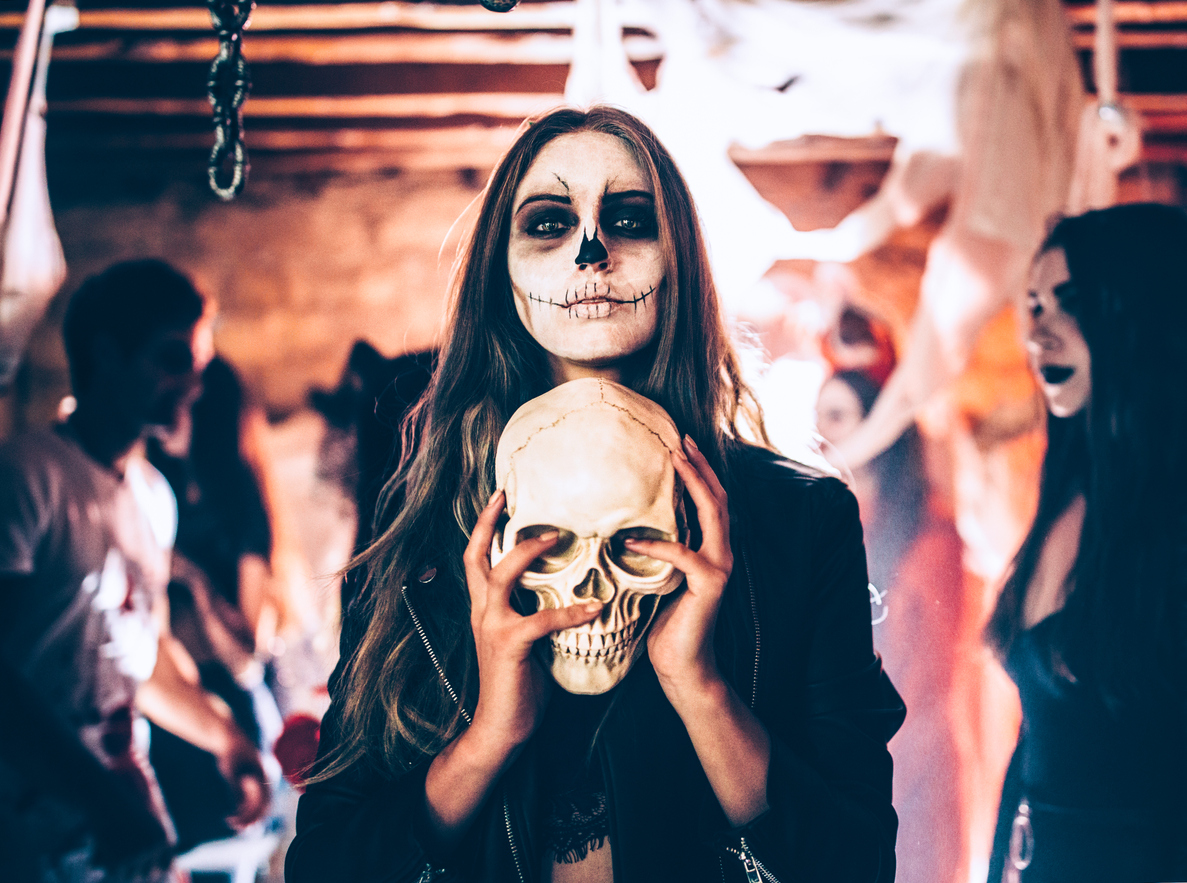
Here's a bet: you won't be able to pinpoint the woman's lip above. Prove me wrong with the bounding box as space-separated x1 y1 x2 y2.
1040 365 1075 384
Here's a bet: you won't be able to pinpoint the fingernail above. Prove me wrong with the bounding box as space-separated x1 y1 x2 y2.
582 601 603 612
539 530 559 542
488 489 503 504
623 538 641 547
684 435 699 452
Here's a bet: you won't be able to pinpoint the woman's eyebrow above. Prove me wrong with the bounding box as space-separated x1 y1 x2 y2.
602 189 654 204
515 192 571 215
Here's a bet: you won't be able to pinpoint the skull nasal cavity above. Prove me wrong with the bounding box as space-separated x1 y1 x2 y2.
575 230 609 266
573 568 614 602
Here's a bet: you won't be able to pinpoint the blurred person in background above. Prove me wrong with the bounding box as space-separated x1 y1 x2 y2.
817 367 971 883
146 355 286 852
0 259 269 882
310 342 436 612
987 204 1187 883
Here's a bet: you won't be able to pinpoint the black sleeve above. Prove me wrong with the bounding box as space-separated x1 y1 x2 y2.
285 585 432 883
285 588 488 883
722 473 905 883
285 754 442 883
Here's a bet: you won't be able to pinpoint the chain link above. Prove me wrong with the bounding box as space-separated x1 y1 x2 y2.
206 0 254 200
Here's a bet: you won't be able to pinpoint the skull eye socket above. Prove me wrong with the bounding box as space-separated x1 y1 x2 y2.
516 525 579 573
608 527 671 577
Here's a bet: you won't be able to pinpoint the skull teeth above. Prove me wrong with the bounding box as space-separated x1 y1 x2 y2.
552 625 634 659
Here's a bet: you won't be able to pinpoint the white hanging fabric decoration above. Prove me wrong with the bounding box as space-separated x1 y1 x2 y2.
1066 0 1142 212
0 0 73 388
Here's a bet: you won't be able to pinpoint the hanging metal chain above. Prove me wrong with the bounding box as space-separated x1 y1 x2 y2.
206 0 254 200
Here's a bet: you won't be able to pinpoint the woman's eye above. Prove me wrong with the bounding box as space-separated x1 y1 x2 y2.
606 210 658 239
522 211 574 238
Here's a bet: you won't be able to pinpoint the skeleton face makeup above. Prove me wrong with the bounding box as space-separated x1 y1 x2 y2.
1027 247 1091 418
507 131 665 377
491 378 686 694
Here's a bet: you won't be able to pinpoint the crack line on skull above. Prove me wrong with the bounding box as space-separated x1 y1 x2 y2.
502 395 679 477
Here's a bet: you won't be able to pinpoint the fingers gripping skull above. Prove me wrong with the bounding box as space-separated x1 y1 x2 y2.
491 378 687 694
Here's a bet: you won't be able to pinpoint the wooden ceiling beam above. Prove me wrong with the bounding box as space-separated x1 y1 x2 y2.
49 124 520 169
1124 93 1187 112
1071 30 1187 49
10 30 660 65
1138 142 1187 163
50 135 1187 175
1065 1 1187 26
50 125 904 166
51 124 511 150
1141 113 1187 133
0 1 656 33
49 92 565 118
48 91 1187 140
729 135 897 166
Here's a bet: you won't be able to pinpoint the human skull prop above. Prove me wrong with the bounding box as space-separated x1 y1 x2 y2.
491 377 687 694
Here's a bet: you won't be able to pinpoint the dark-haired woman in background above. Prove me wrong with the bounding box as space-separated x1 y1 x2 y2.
818 369 970 883
987 203 1187 883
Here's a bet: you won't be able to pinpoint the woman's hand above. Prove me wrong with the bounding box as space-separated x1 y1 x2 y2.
463 489 605 753
425 490 604 840
629 436 733 702
627 438 770 826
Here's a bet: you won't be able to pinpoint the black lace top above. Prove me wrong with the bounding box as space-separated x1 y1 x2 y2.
536 689 614 864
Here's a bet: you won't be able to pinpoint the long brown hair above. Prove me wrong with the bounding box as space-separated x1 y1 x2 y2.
315 105 768 778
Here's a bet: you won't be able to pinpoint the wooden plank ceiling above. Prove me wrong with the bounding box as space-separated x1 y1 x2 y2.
2 0 1187 196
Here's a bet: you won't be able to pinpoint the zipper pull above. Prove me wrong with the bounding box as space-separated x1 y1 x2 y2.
741 853 762 883
738 837 764 883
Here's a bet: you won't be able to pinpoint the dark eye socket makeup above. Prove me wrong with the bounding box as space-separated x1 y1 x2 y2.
1028 280 1078 322
520 206 576 238
603 203 657 239
515 191 657 240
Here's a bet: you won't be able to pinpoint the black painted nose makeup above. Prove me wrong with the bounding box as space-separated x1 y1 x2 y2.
575 230 609 266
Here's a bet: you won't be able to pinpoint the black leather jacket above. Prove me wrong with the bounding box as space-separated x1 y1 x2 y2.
286 446 905 883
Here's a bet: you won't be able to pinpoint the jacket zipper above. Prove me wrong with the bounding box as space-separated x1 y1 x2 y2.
726 551 775 883
723 837 782 883
741 547 759 709
504 794 527 883
404 586 527 881
403 585 477 882
401 584 471 726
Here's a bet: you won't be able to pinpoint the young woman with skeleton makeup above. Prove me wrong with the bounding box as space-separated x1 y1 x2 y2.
287 106 903 883
986 204 1187 883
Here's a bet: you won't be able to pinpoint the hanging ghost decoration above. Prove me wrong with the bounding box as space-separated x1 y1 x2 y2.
492 377 687 694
